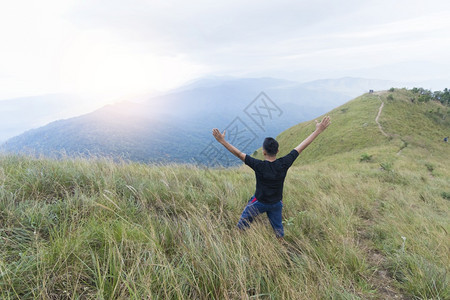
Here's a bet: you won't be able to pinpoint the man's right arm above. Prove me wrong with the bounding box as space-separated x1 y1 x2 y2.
294 116 331 154
212 128 246 161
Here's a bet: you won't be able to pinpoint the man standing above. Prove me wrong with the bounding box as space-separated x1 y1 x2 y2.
212 116 331 237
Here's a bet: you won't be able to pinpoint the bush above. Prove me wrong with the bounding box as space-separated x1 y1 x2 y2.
380 162 393 172
399 140 408 151
389 87 395 92
418 95 431 102
360 153 373 162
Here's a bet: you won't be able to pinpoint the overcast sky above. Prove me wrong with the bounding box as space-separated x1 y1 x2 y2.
1 0 449 101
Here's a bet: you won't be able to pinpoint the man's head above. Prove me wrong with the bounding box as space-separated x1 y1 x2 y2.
263 137 279 157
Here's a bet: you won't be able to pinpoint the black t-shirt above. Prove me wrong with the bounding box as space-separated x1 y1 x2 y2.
244 149 299 204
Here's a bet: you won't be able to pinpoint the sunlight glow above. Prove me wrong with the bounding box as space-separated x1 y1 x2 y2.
59 31 207 98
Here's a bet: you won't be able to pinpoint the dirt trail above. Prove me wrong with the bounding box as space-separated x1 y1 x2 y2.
358 219 409 300
375 96 389 137
354 94 411 299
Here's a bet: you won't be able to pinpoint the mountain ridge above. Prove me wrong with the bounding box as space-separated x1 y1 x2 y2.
0 77 361 163
2 78 435 164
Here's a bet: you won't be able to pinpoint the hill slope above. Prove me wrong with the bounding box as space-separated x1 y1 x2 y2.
255 88 449 165
0 89 448 299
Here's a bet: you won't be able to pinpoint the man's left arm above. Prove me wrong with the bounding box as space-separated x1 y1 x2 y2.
212 128 246 161
294 116 331 154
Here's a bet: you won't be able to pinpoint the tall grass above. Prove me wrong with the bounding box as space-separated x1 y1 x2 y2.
0 144 448 299
1 89 449 299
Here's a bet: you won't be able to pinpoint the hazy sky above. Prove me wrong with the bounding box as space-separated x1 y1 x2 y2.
1 0 449 101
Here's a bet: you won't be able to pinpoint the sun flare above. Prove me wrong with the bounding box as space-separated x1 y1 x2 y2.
60 32 205 98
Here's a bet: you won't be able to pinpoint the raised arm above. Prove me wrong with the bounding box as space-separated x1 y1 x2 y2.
212 128 246 161
294 116 331 154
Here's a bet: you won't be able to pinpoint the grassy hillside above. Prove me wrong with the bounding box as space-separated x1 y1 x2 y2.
0 89 449 299
263 88 449 165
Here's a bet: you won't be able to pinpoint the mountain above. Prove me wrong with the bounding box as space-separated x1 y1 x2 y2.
0 77 402 164
0 94 114 143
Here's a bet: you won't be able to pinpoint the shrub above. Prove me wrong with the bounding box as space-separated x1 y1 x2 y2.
360 153 373 162
418 95 431 102
400 141 408 151
380 162 393 172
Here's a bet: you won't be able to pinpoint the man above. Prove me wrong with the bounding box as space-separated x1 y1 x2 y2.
212 116 331 238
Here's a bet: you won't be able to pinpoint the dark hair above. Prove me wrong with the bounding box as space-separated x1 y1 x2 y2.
263 137 279 156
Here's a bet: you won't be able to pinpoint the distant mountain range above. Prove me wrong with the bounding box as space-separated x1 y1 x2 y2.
0 94 114 143
0 76 401 164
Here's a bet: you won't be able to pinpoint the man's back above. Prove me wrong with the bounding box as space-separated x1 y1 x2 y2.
245 149 299 204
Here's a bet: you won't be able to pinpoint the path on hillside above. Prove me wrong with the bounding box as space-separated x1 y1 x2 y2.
358 217 408 300
375 95 389 137
357 94 409 299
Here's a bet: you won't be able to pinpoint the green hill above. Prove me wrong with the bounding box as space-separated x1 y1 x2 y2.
255 88 449 165
0 89 448 299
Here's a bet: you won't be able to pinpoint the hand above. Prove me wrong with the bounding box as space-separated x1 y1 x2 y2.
315 116 331 132
212 128 226 143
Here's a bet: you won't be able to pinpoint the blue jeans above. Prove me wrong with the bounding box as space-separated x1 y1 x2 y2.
237 196 284 237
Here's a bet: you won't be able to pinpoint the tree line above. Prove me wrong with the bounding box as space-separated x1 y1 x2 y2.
410 87 450 106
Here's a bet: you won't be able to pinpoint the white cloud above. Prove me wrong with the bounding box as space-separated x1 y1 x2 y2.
1 0 450 100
